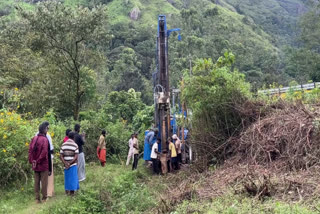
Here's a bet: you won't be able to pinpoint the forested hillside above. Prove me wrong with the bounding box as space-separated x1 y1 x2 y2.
0 0 300 112
222 0 307 45
3 1 320 213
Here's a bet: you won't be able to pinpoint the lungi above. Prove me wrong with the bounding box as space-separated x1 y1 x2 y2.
47 160 54 197
64 165 79 191
77 152 86 182
98 148 106 164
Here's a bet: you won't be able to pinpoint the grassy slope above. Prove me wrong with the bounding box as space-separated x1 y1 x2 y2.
221 0 307 45
0 163 318 214
106 0 180 27
214 4 276 51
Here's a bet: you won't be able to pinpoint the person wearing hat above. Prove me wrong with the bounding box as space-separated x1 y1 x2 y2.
172 134 182 164
168 137 178 170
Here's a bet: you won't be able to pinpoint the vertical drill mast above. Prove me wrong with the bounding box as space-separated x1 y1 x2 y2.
155 15 170 152
154 15 181 153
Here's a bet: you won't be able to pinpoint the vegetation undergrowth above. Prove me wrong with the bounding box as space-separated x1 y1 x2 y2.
174 194 317 214
1 162 319 214
0 162 158 214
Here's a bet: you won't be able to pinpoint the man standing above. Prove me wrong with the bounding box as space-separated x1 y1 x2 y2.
29 123 51 203
143 128 158 164
35 121 54 197
172 134 182 164
132 133 139 170
126 134 134 166
60 131 79 196
150 139 160 174
74 124 86 182
168 137 178 170
97 130 107 167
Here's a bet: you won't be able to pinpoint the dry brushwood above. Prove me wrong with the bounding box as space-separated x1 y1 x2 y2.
235 102 320 171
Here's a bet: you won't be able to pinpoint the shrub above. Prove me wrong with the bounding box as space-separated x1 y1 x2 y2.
0 109 67 185
182 52 252 166
0 109 36 185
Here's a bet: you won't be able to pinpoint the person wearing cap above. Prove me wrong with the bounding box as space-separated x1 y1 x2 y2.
168 137 179 170
172 134 182 164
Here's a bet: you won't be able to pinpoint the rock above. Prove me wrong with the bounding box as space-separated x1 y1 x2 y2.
129 7 141 21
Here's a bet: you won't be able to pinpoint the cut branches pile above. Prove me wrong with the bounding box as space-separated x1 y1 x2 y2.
235 101 320 171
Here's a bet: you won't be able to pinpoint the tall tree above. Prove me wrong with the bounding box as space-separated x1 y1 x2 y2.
17 2 108 120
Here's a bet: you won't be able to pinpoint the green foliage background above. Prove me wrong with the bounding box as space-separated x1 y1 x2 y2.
0 0 319 186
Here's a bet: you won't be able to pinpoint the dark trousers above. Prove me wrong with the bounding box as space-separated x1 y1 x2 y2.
177 153 182 163
152 158 160 174
167 160 171 172
171 157 179 170
34 171 48 201
132 154 139 170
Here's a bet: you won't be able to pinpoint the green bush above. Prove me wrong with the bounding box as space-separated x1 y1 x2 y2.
0 109 67 185
0 109 36 185
77 89 153 164
182 52 252 164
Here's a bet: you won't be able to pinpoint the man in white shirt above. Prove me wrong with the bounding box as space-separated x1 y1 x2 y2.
132 133 139 170
151 139 160 174
126 134 134 166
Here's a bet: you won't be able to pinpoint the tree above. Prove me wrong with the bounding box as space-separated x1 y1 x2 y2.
17 2 108 120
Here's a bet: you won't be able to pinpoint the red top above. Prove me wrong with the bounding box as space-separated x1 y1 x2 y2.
28 134 49 171
63 136 69 143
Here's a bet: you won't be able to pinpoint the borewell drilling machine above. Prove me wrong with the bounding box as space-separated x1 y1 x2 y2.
153 15 181 172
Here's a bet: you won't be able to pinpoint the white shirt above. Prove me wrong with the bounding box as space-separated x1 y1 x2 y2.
151 142 158 159
128 138 134 152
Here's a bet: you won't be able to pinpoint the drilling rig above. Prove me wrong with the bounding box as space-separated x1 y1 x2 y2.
153 15 181 171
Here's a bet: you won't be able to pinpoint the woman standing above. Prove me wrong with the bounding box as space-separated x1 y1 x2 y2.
97 130 107 167
60 131 79 195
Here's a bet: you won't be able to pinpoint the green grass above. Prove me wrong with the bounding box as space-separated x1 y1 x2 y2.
1 162 320 214
0 162 157 214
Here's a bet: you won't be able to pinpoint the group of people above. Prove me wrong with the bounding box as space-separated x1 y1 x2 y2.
152 134 183 174
126 128 183 174
28 122 184 202
28 122 86 203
